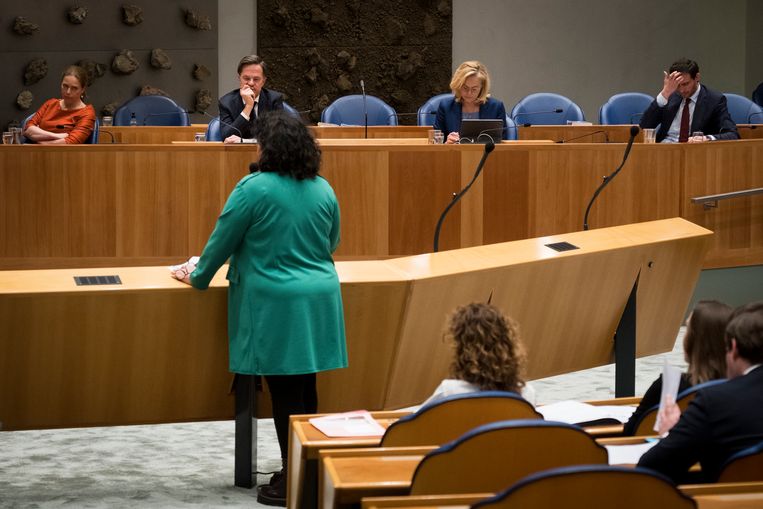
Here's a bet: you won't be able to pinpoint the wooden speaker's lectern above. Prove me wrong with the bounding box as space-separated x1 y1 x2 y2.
0 217 711 486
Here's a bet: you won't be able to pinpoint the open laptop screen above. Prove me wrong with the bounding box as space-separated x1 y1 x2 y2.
459 119 504 144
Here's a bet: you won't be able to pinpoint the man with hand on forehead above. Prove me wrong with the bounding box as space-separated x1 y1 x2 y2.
639 57 739 143
219 54 284 143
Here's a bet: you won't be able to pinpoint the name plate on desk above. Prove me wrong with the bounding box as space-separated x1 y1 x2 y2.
74 275 122 286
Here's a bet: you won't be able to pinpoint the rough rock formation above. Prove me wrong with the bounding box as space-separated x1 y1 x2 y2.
122 5 143 26
139 85 168 96
195 89 213 113
150 49 172 70
24 58 48 86
112 50 140 74
184 9 212 30
76 59 107 85
193 64 211 81
13 17 39 35
67 6 89 24
101 102 120 116
16 90 34 110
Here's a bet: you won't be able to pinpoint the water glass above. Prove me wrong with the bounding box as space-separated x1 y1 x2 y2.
2 132 13 144
642 128 656 144
10 127 22 144
194 132 206 142
102 116 113 127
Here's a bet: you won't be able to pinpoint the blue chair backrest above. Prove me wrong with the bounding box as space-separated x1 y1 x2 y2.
417 93 452 126
113 95 190 126
206 117 221 142
505 114 518 140
282 101 301 119
511 92 585 125
321 94 398 126
472 465 696 509
724 93 763 124
599 92 654 125
22 112 99 144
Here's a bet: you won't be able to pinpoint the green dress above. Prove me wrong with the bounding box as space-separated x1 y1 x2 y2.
190 171 347 376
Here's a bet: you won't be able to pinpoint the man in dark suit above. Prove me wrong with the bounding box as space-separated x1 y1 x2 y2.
640 58 739 142
219 55 284 143
638 301 763 483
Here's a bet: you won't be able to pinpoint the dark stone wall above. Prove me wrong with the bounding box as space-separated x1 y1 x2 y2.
257 0 452 124
0 1 218 129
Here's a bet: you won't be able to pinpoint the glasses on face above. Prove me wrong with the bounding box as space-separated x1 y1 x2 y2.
461 84 481 95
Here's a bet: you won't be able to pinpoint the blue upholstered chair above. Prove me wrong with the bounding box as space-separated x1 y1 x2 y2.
381 391 541 447
22 112 99 144
417 93 452 126
320 94 398 126
724 93 763 124
407 420 607 496
282 101 300 119
718 440 763 482
205 117 222 142
599 92 654 125
113 95 190 126
471 465 696 509
629 378 726 435
511 93 585 125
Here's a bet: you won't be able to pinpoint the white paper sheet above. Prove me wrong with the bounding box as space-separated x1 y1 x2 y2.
537 400 636 425
308 410 386 437
655 360 683 432
606 441 658 465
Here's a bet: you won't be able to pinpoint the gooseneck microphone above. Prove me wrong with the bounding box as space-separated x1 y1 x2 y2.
556 130 610 144
200 111 247 143
512 108 564 127
360 80 368 139
433 141 496 252
582 125 639 231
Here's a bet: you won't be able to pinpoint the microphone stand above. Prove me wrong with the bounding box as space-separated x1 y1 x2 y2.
512 108 564 127
433 141 495 252
582 126 639 230
360 80 368 139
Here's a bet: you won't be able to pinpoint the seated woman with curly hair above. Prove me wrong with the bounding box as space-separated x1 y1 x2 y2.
421 302 535 407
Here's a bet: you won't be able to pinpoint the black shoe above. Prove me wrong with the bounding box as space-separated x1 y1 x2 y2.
266 468 285 487
257 474 286 507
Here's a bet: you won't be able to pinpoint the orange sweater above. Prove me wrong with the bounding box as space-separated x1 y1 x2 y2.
25 98 96 144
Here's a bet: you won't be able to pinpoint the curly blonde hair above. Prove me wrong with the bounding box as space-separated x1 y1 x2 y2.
447 302 527 393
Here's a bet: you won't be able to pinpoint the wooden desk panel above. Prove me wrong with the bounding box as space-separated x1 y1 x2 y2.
1 141 759 270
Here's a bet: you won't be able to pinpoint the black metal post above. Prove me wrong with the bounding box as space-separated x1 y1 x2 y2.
234 374 257 488
614 275 639 397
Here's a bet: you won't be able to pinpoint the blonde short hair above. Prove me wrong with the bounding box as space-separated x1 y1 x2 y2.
450 61 491 105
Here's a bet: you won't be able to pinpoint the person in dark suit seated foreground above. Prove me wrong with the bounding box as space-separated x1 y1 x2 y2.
420 302 535 407
433 61 509 144
218 54 284 143
638 301 763 483
639 57 739 143
623 300 732 435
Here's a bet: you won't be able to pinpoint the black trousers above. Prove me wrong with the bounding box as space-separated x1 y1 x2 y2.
264 373 318 461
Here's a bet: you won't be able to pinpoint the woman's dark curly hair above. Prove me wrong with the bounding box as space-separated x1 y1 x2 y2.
251 111 321 180
447 302 527 393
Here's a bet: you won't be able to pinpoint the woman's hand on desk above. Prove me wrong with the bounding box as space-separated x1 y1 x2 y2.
169 256 199 285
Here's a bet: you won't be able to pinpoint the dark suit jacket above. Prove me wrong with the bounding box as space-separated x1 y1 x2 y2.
639 84 739 141
433 96 510 140
218 87 284 139
638 365 763 483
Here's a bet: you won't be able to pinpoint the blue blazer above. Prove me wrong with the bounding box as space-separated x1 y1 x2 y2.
433 96 510 140
218 87 284 139
639 84 739 141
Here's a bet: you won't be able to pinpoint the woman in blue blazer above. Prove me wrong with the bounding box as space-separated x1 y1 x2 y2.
433 60 509 143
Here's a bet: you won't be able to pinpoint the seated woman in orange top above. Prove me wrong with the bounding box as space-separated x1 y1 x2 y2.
24 65 96 144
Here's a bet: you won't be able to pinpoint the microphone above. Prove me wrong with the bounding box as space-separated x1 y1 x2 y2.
360 80 368 139
98 129 116 143
582 126 639 231
556 130 610 144
199 111 248 143
433 141 495 252
142 110 194 125
748 111 763 123
512 108 564 127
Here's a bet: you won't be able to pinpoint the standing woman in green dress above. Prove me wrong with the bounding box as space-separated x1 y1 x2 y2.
174 111 347 506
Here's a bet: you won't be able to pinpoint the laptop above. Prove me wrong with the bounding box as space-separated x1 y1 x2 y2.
459 119 504 144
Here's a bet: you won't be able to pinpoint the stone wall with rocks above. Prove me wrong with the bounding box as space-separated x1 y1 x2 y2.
257 0 452 124
0 1 218 129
